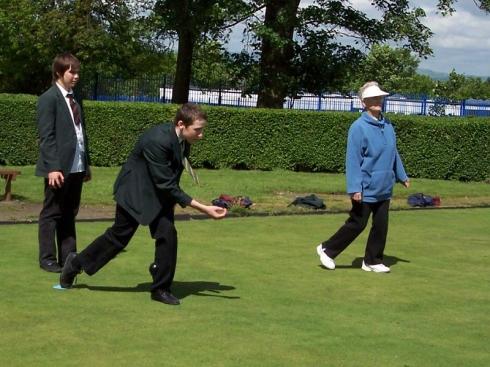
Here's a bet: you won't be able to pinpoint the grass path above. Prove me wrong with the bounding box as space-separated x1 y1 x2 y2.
2 166 490 222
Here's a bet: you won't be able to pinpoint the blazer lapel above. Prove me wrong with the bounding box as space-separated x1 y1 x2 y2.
168 124 185 167
54 86 77 131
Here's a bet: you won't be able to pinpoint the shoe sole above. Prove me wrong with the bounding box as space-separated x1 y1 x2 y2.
361 263 390 273
151 295 180 305
316 245 335 270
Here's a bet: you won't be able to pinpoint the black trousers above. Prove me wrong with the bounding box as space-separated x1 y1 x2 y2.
322 199 390 265
77 204 177 292
38 172 84 266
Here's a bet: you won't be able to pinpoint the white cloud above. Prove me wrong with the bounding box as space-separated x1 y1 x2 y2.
228 1 490 76
415 2 490 76
422 9 490 48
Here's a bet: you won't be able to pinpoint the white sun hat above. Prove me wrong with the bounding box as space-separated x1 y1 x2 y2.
361 85 389 100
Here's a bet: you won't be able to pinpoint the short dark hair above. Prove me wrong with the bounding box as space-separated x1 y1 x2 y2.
52 52 80 83
174 103 207 126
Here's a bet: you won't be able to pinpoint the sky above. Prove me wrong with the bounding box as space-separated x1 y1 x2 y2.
398 0 490 77
227 0 490 78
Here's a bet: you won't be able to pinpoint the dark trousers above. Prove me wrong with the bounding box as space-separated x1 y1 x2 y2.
322 200 390 265
38 172 84 266
77 204 177 292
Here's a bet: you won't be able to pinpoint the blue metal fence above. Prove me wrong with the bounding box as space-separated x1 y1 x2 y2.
81 75 490 117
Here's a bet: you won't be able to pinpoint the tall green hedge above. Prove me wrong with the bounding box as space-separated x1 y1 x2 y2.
1 93 489 181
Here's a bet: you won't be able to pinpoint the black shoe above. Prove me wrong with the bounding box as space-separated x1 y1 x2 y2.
60 252 81 288
40 260 62 273
151 289 180 305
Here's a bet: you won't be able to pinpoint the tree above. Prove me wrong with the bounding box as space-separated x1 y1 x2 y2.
151 0 255 103
247 0 490 108
406 74 436 97
353 44 419 93
0 0 159 94
254 0 300 107
191 41 238 89
434 70 490 100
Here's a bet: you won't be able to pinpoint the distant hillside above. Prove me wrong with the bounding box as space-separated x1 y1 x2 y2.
418 68 490 80
417 68 449 80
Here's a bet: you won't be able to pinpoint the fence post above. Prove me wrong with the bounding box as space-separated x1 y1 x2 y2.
422 96 426 115
218 82 222 106
460 99 466 116
317 92 322 111
162 75 167 103
93 73 99 101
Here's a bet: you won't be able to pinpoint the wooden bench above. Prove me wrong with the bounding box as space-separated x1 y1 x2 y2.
0 169 21 201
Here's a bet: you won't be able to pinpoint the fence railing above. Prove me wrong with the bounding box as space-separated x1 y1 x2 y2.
81 75 490 117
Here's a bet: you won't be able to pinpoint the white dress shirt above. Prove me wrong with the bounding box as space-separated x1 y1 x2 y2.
56 83 86 173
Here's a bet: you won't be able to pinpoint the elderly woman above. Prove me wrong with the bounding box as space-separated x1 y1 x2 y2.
316 81 410 273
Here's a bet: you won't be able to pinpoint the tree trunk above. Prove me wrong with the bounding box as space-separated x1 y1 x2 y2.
172 29 195 104
256 0 300 109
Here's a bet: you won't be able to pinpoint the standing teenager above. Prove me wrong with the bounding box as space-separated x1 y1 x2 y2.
316 81 410 273
36 52 91 273
60 103 227 305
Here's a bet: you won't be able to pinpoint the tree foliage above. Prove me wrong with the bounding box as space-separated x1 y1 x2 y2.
243 0 490 108
151 0 254 103
0 0 166 94
434 70 490 100
350 44 420 95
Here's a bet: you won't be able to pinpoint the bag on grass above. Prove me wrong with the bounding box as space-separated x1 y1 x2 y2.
239 196 253 208
288 194 326 210
212 194 254 209
212 198 232 209
407 193 434 207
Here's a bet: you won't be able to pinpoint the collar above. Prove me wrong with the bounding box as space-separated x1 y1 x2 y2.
362 111 386 127
366 111 383 122
55 82 73 97
175 126 185 144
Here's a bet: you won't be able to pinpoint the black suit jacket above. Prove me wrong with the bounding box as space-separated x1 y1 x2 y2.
113 123 193 225
35 85 90 177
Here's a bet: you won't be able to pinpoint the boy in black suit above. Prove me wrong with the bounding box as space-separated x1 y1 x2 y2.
36 53 91 273
60 103 227 305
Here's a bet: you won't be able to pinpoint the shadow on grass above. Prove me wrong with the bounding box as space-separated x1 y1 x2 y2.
74 280 239 300
321 254 410 270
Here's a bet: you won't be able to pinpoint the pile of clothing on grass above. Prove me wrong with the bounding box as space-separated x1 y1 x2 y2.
212 194 253 209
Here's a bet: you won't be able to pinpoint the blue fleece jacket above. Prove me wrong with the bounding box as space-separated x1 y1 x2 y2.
346 112 408 203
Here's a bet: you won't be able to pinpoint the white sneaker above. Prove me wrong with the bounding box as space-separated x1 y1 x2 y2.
316 244 335 270
361 261 390 273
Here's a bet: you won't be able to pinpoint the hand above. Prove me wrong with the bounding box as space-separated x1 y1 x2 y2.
48 171 64 189
402 180 410 188
83 166 92 182
190 199 227 219
351 192 362 202
206 205 227 219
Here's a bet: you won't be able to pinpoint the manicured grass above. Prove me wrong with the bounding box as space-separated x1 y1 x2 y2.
3 166 490 213
1 209 489 366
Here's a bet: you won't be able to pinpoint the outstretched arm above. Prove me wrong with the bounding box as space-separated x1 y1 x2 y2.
190 199 227 219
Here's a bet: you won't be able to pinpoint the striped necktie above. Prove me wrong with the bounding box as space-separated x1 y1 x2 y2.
67 93 81 125
180 141 199 185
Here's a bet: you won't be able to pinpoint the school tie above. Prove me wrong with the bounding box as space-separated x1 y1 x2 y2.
66 93 81 125
181 141 199 185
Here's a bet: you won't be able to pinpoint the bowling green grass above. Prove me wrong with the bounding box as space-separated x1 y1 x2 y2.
1 208 489 366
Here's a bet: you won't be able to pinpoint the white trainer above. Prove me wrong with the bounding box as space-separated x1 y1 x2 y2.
361 261 390 273
316 244 335 270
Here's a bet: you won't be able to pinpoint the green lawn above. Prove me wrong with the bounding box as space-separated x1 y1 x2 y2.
3 166 490 214
1 209 489 366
